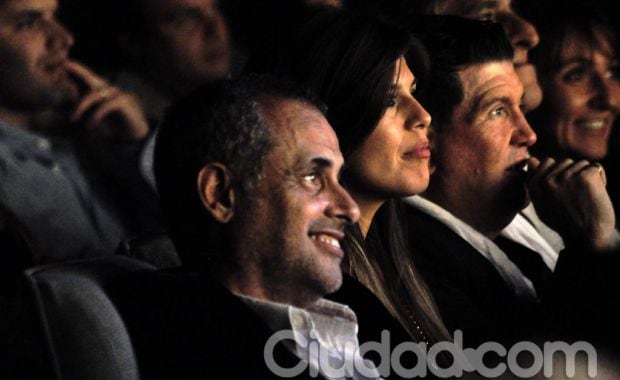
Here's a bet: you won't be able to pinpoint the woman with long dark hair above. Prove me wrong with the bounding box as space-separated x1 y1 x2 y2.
248 7 450 344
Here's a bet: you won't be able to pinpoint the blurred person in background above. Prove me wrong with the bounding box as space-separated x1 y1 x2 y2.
527 0 620 216
528 0 619 162
114 0 231 125
0 0 156 262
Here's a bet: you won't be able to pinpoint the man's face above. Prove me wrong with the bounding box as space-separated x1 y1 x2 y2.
142 0 230 95
433 0 542 113
0 0 76 112
434 61 537 233
234 99 360 306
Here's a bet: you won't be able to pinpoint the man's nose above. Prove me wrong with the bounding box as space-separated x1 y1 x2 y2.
511 111 537 147
202 8 228 41
326 182 360 226
46 19 74 51
499 12 540 54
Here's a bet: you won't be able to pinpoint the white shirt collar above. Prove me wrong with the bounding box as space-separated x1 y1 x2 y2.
237 295 382 379
501 205 561 271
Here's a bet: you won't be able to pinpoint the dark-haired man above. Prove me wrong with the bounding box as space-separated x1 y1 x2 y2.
419 0 541 114
111 0 233 190
418 0 570 256
404 17 618 346
115 0 231 125
0 0 155 262
124 75 394 379
343 0 564 257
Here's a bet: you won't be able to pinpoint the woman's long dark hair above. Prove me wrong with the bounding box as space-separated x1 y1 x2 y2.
343 201 450 344
247 7 450 343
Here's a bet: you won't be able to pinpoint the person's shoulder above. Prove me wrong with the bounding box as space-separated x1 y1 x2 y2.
0 123 34 157
327 275 411 345
404 205 478 260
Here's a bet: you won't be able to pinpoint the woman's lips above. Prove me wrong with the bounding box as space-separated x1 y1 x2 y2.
574 117 613 139
576 118 608 130
403 141 431 160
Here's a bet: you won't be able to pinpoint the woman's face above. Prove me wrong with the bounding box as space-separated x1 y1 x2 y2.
346 57 432 203
539 29 620 160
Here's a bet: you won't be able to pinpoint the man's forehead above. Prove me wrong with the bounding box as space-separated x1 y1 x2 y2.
435 0 510 15
456 61 522 122
260 98 324 131
145 0 215 15
460 61 520 97
0 0 58 15
270 100 336 140
261 99 342 163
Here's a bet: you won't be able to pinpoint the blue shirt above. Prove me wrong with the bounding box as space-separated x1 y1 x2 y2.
0 121 128 261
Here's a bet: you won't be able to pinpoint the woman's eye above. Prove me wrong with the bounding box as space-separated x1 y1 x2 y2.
410 80 417 95
386 96 397 108
563 67 585 83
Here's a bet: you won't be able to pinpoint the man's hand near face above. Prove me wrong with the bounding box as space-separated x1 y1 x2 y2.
66 60 149 141
527 156 616 252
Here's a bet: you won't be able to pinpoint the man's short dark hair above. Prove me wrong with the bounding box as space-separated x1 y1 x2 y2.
411 16 514 132
154 74 325 269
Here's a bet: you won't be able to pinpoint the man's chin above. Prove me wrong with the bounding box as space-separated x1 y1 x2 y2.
518 189 531 212
58 80 80 104
319 272 343 296
502 181 530 216
37 79 79 109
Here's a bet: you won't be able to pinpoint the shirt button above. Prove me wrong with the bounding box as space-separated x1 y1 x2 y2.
36 139 50 150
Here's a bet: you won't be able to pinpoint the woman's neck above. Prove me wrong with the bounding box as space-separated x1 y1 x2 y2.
351 195 384 238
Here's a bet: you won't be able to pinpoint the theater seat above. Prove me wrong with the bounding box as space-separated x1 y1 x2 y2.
117 232 181 269
24 256 156 380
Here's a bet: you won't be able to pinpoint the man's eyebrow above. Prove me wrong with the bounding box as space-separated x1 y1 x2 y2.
163 6 201 20
13 10 44 19
466 94 511 122
310 157 334 169
293 156 333 174
480 95 512 110
459 0 500 15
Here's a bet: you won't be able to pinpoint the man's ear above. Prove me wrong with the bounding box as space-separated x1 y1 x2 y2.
197 163 236 223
